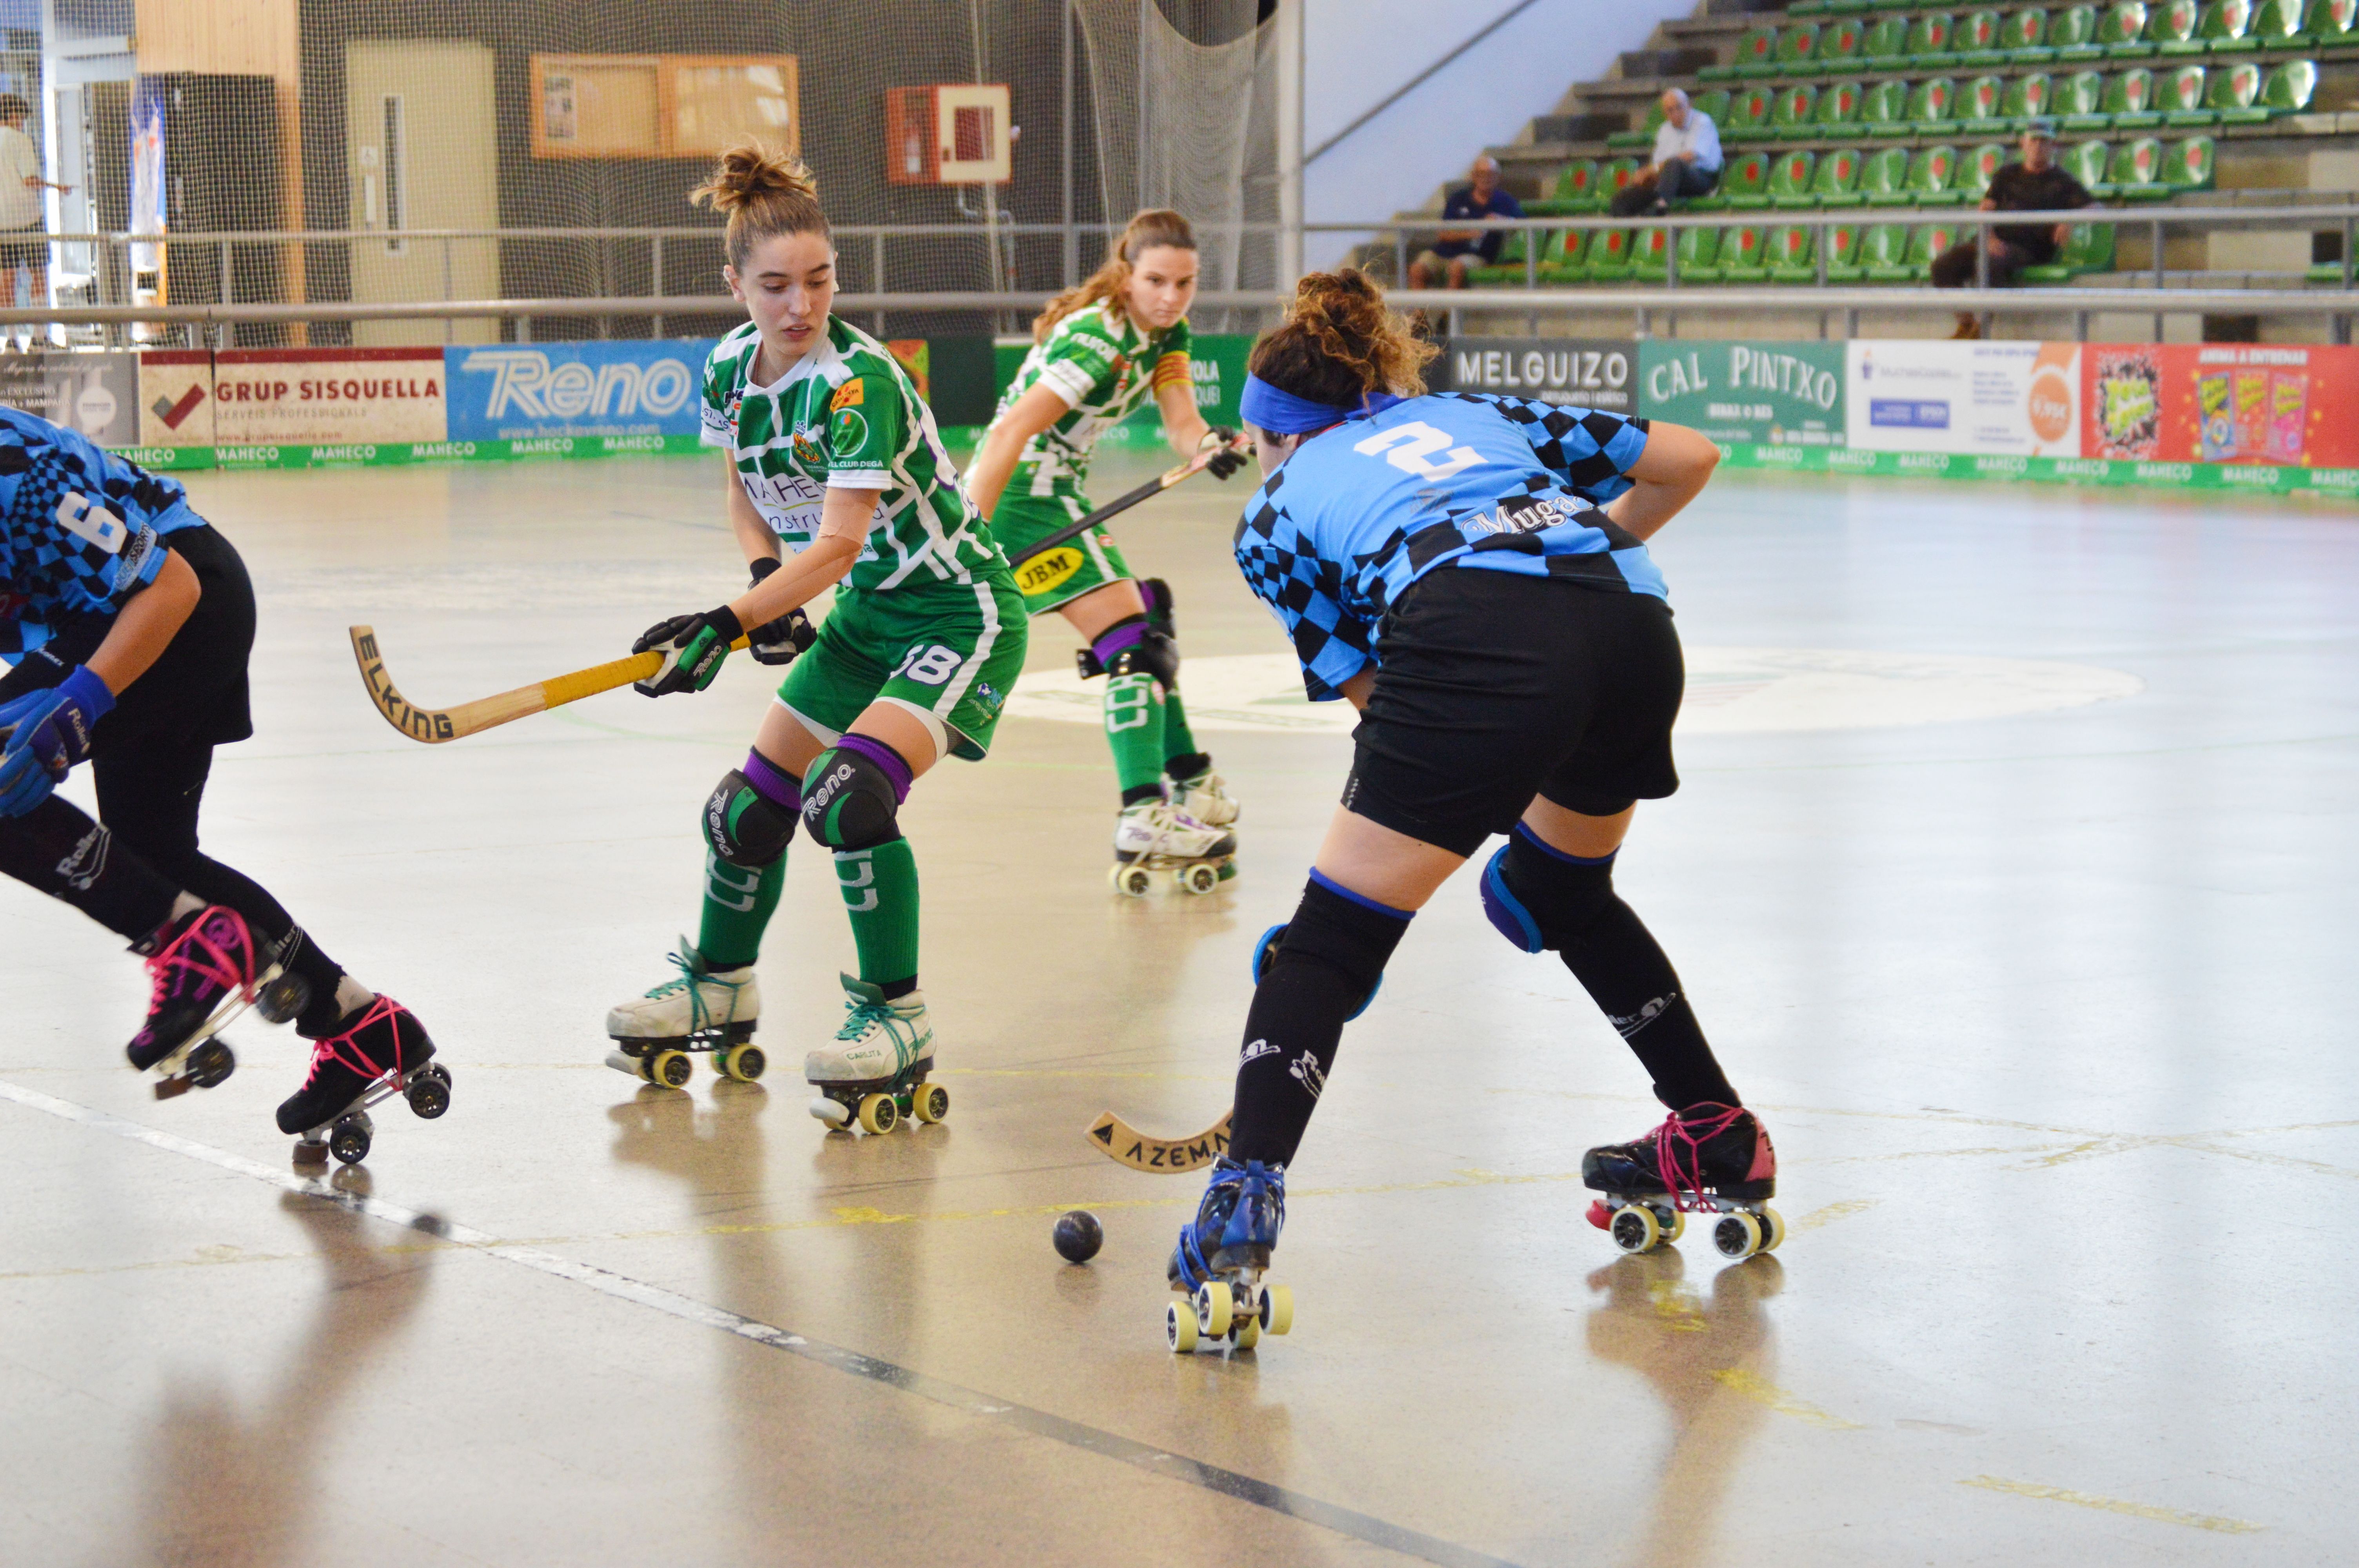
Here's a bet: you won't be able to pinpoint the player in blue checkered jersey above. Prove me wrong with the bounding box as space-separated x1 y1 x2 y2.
0 407 439 1149
1173 273 1779 1318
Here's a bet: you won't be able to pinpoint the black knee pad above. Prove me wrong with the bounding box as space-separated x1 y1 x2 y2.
1109 625 1180 693
801 744 907 851
703 768 796 868
1268 875 1408 998
1139 577 1176 636
1481 828 1617 953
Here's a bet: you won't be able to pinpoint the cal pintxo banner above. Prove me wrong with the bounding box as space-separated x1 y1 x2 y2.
1638 340 1843 446
1430 338 1636 414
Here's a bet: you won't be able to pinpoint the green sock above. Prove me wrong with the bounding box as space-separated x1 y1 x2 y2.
1162 688 1204 775
699 851 783 971
1104 671 1168 804
836 837 920 989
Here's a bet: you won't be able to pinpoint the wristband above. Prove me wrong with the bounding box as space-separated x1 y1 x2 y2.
749 557 781 584
707 606 745 644
59 664 116 723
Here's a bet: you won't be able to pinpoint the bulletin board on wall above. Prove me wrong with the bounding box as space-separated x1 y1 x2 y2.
531 54 799 159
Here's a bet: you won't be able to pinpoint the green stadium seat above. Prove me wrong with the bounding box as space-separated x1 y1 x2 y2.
1823 223 1869 281
1607 99 1666 151
1466 228 1540 285
2058 68 2109 125
1863 78 1916 134
1957 8 2010 62
1960 73 2010 131
2205 56 2269 119
1768 149 1821 207
2161 133 2217 186
2004 7 2056 60
2021 221 2119 279
2201 0 2264 48
2063 136 2113 187
1906 13 1959 64
2159 62 2214 120
1862 15 1912 62
2003 73 2056 125
1719 150 1775 209
1716 225 1772 283
1600 157 1643 208
1860 144 1914 204
2152 0 2206 51
1821 16 1870 69
1861 221 1921 279
2250 0 2306 39
2106 135 2174 198
1813 146 1869 205
2098 0 2156 54
1526 160 1602 217
2260 58 2318 111
1584 228 1637 282
1778 21 1824 65
2054 2 2107 55
1766 226 1822 283
1738 25 1787 76
1907 143 1966 202
1724 84 1777 143
1541 229 1592 282
2309 0 2359 47
1628 227 1674 282
1963 141 2011 196
1791 0 1832 14
1692 89 1733 125
1903 221 1965 280
1816 79 1867 129
2103 66 2164 125
1670 225 1723 283
1771 84 1822 139
1910 76 1961 132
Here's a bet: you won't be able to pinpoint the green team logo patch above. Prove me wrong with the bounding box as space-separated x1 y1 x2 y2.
831 407 870 458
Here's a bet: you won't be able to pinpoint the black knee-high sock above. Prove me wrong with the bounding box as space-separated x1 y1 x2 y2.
0 798 180 941
1228 873 1412 1167
1503 829 1738 1111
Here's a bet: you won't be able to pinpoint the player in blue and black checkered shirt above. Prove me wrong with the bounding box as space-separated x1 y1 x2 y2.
0 406 442 1149
1168 272 1786 1336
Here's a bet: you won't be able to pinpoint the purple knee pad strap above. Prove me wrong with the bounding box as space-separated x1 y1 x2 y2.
1090 618 1149 670
835 733 913 804
743 749 803 810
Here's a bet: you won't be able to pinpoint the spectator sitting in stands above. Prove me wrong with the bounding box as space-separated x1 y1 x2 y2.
1931 119 2094 339
1611 89 1722 217
1408 156 1524 289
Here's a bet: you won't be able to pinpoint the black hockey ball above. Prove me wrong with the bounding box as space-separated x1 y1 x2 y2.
1052 1209 1103 1264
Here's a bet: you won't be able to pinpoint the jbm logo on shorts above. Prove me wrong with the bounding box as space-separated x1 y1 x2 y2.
1015 545 1085 598
446 341 713 440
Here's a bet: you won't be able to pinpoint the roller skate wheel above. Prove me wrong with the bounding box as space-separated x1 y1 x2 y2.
423 1063 452 1089
256 973 311 1026
856 1093 899 1135
911 1081 949 1124
1231 1314 1261 1352
405 1071 451 1120
1760 1207 1786 1254
1713 1210 1765 1260
1165 1300 1199 1354
1195 1281 1234 1338
1661 1206 1685 1244
647 1049 692 1090
1110 863 1156 897
329 1116 373 1166
1610 1203 1663 1255
1259 1284 1294 1336
187 1040 236 1091
719 1043 766 1083
808 1096 851 1129
1178 862 1221 895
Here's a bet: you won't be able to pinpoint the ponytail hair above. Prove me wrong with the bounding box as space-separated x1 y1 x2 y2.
1247 267 1436 410
1033 209 1197 342
691 143 829 269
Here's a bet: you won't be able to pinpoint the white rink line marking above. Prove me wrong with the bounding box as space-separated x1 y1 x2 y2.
0 1082 1521 1568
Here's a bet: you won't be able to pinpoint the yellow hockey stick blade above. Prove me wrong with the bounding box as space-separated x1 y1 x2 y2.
349 625 747 744
1085 1109 1234 1174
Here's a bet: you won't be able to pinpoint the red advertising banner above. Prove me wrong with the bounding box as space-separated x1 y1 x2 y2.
2083 343 2359 468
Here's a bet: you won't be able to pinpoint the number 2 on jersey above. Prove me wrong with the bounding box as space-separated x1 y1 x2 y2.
1353 421 1482 482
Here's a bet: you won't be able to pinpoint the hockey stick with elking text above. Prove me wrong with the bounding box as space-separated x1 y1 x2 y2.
348 625 750 744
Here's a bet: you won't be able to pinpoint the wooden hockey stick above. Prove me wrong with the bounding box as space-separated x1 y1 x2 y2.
1003 433 1251 569
349 625 750 744
1085 1108 1233 1174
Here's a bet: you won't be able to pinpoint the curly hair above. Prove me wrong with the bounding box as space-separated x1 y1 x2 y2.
1246 268 1436 413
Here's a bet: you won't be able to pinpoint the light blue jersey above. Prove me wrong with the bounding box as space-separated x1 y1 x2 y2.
1233 392 1661 700
0 406 199 659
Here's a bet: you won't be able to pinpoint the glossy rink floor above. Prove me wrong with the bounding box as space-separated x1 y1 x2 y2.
3 451 2353 1568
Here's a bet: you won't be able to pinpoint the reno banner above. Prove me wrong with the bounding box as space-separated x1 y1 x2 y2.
209 348 449 447
2084 343 2359 468
1846 341 2081 458
444 340 705 441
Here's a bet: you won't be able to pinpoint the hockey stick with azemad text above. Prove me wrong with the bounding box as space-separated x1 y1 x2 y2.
348 625 750 744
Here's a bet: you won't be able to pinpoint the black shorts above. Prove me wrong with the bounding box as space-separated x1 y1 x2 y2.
0 223 48 271
0 522 255 749
1341 568 1682 858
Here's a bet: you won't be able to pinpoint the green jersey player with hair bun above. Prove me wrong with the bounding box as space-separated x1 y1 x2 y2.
964 209 1250 892
608 143 1026 1135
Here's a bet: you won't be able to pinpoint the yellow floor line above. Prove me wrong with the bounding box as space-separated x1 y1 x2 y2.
1708 1368 1865 1430
1959 1475 2264 1534
1789 1198 1878 1232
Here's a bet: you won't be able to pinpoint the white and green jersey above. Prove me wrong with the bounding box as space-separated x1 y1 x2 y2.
992 303 1192 494
701 316 1006 595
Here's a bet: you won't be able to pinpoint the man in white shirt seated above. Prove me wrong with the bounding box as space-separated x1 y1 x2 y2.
1611 89 1723 218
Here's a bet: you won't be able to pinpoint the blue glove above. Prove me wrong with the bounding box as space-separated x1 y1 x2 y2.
0 665 113 817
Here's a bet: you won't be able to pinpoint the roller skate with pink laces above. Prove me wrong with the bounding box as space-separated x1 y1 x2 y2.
1583 1102 1785 1259
278 996 449 1168
127 905 312 1100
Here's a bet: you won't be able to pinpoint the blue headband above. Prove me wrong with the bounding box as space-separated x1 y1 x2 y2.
1240 374 1405 434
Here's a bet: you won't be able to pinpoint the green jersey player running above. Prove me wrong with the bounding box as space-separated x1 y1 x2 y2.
608 145 1027 1135
963 210 1248 888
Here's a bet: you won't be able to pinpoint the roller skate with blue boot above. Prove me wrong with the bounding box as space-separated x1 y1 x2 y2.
1166 1155 1294 1353
1584 1102 1785 1259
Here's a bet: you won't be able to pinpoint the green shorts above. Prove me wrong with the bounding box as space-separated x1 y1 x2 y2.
990 489 1136 616
773 572 1029 761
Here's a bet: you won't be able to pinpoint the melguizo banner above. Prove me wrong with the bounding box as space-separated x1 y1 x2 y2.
1428 337 1634 413
444 340 708 441
1638 340 1844 446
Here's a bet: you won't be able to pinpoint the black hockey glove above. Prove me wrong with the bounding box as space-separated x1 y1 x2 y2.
1201 426 1247 481
744 557 818 667
632 605 744 697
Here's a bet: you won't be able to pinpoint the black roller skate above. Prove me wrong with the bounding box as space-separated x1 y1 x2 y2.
1583 1102 1785 1260
128 906 311 1100
279 997 449 1168
1166 1155 1294 1354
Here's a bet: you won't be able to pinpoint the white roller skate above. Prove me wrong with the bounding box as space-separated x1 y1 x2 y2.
1110 799 1237 897
1167 767 1240 828
605 940 763 1089
806 975 945 1134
